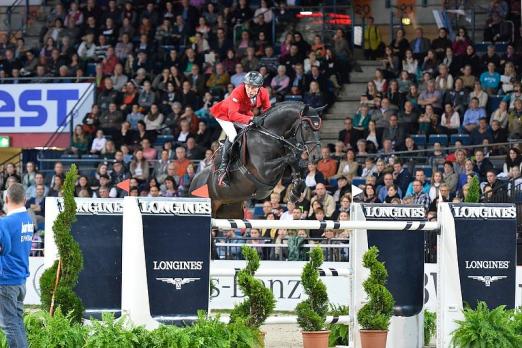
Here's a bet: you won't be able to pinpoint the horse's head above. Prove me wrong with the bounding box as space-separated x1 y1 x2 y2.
260 101 323 160
295 104 324 162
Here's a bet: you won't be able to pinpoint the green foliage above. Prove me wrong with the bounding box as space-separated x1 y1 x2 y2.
40 164 85 322
512 308 522 336
149 325 191 348
464 175 481 203
328 304 349 346
0 330 8 348
424 310 436 345
24 308 87 348
188 311 261 348
229 246 276 329
451 302 522 348
357 246 394 331
19 310 261 348
85 312 140 348
296 246 329 332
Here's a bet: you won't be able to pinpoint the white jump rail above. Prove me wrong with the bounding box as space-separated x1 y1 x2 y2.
217 315 351 325
212 219 440 231
210 267 351 278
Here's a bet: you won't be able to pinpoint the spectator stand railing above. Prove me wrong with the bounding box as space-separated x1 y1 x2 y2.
30 138 520 185
349 138 521 174
34 155 202 179
1 0 29 38
213 236 349 262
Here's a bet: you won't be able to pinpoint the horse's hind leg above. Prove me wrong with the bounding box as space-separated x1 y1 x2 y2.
216 202 244 219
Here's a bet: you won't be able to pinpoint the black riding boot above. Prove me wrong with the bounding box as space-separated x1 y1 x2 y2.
216 139 232 187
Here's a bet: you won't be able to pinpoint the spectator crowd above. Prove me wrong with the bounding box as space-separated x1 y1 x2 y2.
0 0 521 261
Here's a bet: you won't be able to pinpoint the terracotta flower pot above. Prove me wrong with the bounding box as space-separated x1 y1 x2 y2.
302 330 330 348
359 329 388 348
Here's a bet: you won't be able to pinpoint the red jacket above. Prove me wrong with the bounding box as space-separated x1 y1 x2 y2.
210 84 271 124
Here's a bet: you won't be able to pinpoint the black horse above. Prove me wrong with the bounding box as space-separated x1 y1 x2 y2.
189 101 323 218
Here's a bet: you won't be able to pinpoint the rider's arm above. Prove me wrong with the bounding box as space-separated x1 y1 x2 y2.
224 97 253 124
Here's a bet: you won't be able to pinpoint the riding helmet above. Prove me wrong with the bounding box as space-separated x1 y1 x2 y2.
243 71 264 87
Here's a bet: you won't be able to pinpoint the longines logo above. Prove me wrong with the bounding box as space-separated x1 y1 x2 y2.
156 277 200 290
465 260 510 269
465 260 510 287
452 206 516 219
467 276 507 287
138 200 211 216
56 199 123 215
363 206 425 219
153 260 204 270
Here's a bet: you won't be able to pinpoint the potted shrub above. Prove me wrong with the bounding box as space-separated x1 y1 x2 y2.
357 246 394 348
296 246 330 348
229 246 276 346
451 302 521 347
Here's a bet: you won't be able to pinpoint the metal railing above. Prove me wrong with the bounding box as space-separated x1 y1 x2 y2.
213 236 349 262
1 0 29 36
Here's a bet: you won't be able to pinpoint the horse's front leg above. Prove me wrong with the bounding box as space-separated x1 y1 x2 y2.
285 154 306 203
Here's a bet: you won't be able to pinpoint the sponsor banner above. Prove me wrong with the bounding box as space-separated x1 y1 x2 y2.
138 198 211 320
0 83 93 133
362 204 426 316
450 203 517 309
71 199 123 317
44 198 123 318
210 261 350 311
24 260 522 311
25 257 45 305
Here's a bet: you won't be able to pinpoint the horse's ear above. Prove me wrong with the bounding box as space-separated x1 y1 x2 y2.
303 105 327 116
301 105 309 117
312 105 328 114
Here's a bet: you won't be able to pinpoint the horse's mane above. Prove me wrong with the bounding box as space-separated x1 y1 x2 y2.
261 101 304 119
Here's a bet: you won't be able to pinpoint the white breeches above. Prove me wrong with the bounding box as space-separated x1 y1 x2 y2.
216 118 237 142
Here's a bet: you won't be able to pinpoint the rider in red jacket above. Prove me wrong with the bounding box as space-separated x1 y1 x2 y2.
211 71 271 186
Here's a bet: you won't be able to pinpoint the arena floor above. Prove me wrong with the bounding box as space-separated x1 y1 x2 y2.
262 324 302 347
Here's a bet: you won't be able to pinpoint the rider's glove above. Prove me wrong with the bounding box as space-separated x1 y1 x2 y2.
251 117 263 127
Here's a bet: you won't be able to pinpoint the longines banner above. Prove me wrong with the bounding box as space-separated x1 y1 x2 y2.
139 198 211 320
44 198 123 319
361 204 426 317
450 204 517 308
119 197 212 326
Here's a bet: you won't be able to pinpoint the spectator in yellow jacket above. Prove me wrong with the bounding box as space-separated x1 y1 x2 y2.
364 16 382 60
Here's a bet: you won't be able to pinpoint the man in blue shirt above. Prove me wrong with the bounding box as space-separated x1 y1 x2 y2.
405 169 431 197
462 97 486 133
479 62 501 94
0 183 33 348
